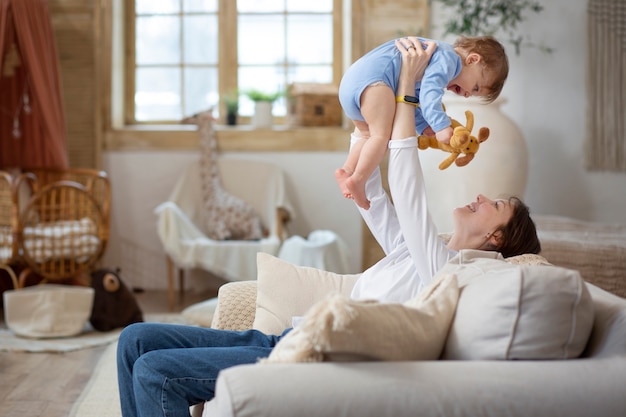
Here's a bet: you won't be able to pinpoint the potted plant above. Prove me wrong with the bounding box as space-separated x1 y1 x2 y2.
245 89 282 103
223 91 239 126
432 0 552 55
245 89 282 128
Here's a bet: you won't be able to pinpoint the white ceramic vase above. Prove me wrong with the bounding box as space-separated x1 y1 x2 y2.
252 101 273 128
418 94 529 233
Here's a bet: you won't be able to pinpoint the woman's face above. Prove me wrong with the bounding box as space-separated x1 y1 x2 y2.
452 194 514 243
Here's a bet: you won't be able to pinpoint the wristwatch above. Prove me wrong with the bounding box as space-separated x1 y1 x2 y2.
396 95 419 107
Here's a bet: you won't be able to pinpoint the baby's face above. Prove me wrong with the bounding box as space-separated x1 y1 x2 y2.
447 54 492 98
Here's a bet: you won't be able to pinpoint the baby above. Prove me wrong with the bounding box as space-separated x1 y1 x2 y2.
336 35 508 209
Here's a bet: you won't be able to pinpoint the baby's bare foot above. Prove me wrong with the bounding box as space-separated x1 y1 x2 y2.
345 176 370 210
335 168 353 198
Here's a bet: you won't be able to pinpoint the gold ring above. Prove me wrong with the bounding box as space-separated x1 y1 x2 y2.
407 45 416 50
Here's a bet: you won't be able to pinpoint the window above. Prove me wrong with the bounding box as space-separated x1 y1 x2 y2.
127 0 342 124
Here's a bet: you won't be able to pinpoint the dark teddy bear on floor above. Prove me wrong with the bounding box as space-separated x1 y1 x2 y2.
89 268 144 332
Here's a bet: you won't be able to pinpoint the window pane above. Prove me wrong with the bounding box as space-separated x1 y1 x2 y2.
136 67 182 121
287 66 333 84
287 15 332 65
131 0 338 124
184 67 218 116
136 16 180 65
286 0 332 13
183 0 217 13
238 0 284 13
239 66 284 116
238 15 284 65
183 15 218 64
136 0 179 14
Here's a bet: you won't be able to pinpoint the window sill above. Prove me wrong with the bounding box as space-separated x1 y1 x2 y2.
103 125 351 152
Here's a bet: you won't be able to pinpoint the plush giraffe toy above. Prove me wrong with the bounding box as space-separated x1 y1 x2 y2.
418 109 489 170
182 109 265 241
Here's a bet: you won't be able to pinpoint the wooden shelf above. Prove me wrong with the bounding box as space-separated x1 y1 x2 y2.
103 125 351 152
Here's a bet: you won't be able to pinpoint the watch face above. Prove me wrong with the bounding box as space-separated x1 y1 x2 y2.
404 95 419 104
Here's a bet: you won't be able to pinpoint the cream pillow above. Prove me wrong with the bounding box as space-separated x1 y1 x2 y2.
262 273 459 363
441 254 594 360
253 253 360 335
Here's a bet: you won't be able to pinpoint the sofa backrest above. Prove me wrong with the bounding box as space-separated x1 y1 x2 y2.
212 254 626 361
582 284 626 358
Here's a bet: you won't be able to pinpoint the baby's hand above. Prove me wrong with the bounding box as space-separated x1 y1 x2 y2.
422 126 435 137
436 127 453 144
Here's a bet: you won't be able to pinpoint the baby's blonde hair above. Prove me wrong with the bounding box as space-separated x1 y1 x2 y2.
454 36 509 103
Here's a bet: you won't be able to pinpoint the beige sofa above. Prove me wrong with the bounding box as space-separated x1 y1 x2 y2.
201 252 626 417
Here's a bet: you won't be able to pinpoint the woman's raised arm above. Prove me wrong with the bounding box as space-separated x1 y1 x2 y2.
391 39 436 140
388 38 452 288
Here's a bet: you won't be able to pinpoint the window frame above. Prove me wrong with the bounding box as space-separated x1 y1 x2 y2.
123 0 344 126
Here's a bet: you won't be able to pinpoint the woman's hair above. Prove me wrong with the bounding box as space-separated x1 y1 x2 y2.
454 35 509 103
492 197 541 257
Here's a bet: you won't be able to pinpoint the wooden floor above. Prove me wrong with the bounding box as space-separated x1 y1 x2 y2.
0 288 216 417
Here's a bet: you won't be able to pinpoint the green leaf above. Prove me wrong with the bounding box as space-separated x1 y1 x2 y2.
433 0 551 55
244 89 283 102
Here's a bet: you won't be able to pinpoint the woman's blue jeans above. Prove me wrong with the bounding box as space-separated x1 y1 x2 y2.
117 322 286 417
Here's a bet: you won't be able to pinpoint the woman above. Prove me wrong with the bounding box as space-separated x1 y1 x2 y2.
351 38 538 304
117 38 540 417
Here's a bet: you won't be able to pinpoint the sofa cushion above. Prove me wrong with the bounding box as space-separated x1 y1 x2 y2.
441 252 595 360
253 253 361 335
262 273 459 363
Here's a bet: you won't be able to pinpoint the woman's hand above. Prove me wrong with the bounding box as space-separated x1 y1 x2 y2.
394 37 436 85
391 38 436 141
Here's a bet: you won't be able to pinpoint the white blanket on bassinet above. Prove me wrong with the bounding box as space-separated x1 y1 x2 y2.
21 218 100 262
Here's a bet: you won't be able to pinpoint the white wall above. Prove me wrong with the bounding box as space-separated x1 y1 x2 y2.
431 0 626 223
103 0 626 290
102 151 361 290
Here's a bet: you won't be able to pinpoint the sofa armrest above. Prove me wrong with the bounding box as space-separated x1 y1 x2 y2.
210 281 257 330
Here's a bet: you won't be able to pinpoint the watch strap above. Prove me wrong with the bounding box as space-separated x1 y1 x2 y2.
395 96 419 107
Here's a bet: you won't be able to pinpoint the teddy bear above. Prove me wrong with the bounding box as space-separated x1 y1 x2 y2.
418 109 489 170
89 268 144 331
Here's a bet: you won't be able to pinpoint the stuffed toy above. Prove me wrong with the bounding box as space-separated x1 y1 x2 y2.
418 109 489 170
89 268 144 331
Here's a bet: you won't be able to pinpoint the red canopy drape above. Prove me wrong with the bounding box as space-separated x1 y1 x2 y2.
0 0 68 169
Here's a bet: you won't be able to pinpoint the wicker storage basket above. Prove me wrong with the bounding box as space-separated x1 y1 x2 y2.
3 284 94 338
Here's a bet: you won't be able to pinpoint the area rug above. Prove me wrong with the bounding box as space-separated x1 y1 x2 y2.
0 313 191 353
69 340 121 417
69 336 204 417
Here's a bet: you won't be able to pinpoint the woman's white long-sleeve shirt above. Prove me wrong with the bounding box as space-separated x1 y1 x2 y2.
350 136 456 303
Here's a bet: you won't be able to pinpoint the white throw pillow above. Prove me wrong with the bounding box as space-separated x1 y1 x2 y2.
253 253 360 335
441 252 594 360
262 273 459 363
